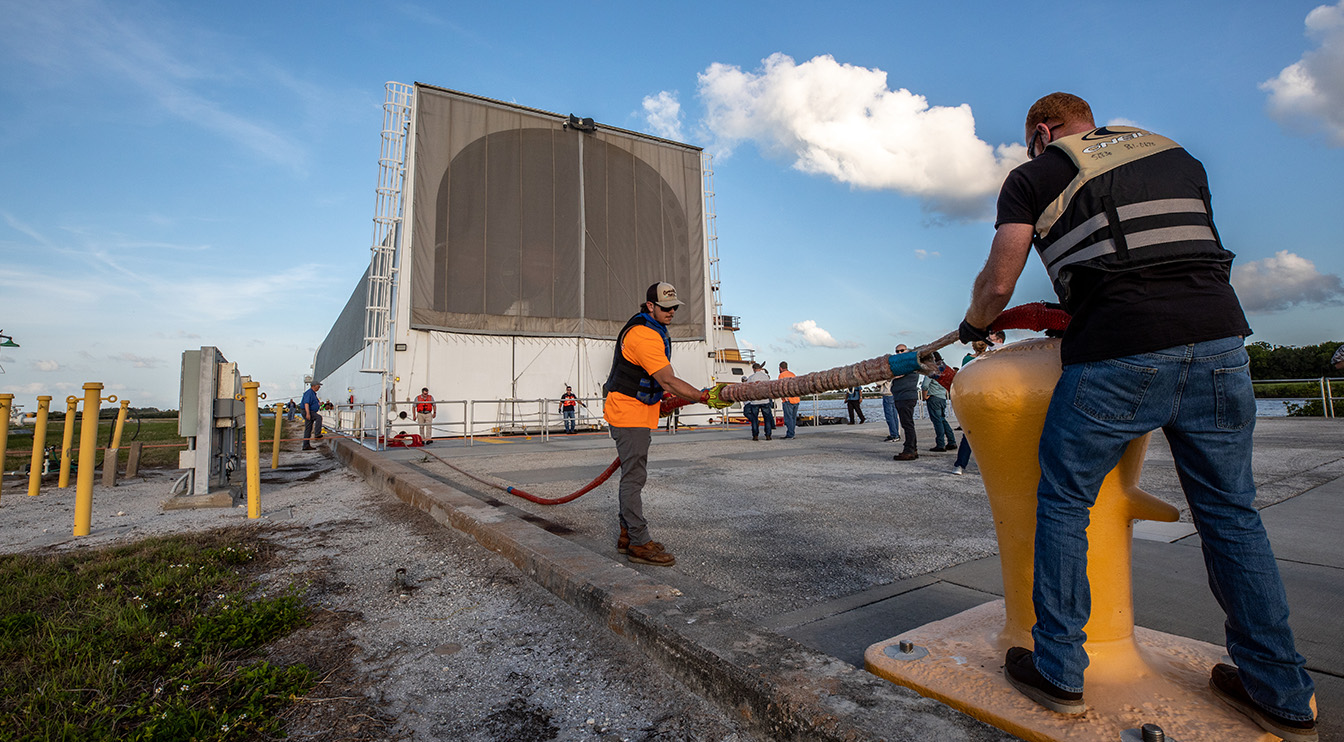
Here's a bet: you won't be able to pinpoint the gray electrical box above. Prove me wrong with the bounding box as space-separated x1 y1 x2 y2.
173 346 247 502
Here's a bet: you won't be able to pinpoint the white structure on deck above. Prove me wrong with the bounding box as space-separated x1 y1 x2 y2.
313 82 744 440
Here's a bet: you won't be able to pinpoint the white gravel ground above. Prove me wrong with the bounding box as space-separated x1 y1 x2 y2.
0 452 753 742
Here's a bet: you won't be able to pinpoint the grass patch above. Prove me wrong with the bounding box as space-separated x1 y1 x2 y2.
0 529 314 741
5 416 297 473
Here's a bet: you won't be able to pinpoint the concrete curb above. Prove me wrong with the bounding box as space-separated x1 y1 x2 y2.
329 437 1011 741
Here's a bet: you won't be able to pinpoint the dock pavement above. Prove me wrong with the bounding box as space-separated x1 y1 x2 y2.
329 415 1344 741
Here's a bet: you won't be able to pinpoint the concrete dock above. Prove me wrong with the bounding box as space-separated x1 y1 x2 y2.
330 415 1343 741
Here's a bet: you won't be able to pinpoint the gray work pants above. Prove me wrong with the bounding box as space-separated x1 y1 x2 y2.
609 425 652 546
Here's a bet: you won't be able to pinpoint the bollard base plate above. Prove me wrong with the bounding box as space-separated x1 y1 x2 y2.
865 600 1292 742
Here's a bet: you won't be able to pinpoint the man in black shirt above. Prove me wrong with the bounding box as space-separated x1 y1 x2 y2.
961 92 1316 741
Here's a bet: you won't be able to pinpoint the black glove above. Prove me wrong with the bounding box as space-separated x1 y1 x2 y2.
958 318 993 345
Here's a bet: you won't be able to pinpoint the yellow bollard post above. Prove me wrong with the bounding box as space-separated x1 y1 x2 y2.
110 399 130 451
271 402 283 470
58 396 78 489
0 393 11 503
73 383 105 536
103 400 131 488
28 396 51 497
242 382 261 519
864 338 1289 741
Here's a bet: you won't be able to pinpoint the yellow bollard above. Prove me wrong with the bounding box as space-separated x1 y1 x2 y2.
28 396 51 497
864 338 1286 741
73 383 108 537
110 399 130 451
271 402 283 470
0 393 11 502
58 396 78 489
242 382 261 519
103 400 131 487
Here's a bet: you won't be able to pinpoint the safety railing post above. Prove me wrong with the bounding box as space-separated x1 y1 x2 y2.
73 382 106 536
242 382 261 519
27 396 51 497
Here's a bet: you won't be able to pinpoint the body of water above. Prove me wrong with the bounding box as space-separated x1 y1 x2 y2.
781 396 1304 421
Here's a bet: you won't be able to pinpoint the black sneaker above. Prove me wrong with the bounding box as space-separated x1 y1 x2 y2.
1003 647 1085 715
883 435 896 442
1210 663 1317 742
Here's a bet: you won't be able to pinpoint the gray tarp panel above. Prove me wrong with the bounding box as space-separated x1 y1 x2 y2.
408 84 706 340
313 265 371 381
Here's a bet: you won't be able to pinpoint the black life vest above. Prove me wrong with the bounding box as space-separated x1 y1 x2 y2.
1034 126 1233 312
603 312 671 405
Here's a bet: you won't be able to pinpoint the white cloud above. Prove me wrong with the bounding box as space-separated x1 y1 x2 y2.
788 320 860 349
1261 1 1344 146
642 90 684 141
113 352 161 369
914 248 940 259
697 53 1025 219
34 360 61 372
1232 250 1344 311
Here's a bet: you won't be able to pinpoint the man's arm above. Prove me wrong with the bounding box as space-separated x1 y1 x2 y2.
651 365 704 403
965 222 1035 330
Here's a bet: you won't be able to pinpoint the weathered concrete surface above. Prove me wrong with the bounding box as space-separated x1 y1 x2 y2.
331 416 1344 741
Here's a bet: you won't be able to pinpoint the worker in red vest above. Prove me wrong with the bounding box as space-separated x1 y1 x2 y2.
414 387 435 444
559 385 586 435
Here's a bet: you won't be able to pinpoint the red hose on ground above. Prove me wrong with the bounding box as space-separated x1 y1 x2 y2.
421 447 623 505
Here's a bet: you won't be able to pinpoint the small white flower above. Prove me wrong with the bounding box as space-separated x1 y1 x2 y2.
132 595 141 601
217 594 225 599
221 724 230 732
158 632 167 638
97 583 104 590
173 641 181 648
180 684 190 691
112 659 120 665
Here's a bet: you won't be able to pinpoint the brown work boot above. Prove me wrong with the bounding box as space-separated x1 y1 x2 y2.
893 451 918 461
627 541 675 566
616 527 661 555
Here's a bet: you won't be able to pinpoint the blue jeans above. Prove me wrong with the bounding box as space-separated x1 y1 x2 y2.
881 395 900 437
562 407 576 433
925 396 955 448
1030 337 1314 720
744 403 775 438
782 401 798 438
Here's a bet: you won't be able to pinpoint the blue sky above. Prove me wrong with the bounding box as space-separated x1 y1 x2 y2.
2 0 1342 410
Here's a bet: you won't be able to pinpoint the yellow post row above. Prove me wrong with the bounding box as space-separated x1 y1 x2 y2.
28 396 51 497
0 394 11 503
271 402 283 470
73 383 109 536
58 396 78 489
242 382 261 519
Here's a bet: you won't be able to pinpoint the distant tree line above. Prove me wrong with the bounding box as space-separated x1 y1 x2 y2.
1247 341 1343 380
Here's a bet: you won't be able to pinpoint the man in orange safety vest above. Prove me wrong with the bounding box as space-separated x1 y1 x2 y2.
414 387 435 444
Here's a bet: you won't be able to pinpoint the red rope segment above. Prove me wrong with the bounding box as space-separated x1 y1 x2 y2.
988 302 1071 334
421 447 623 506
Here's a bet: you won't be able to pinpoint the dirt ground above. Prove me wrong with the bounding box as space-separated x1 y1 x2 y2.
0 453 753 742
